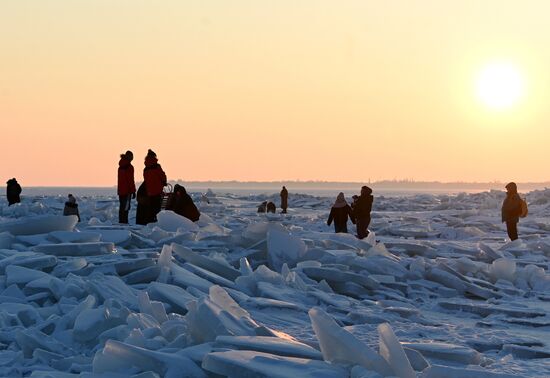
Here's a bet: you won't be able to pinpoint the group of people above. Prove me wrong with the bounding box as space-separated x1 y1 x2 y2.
257 186 288 214
118 149 200 225
327 186 373 239
5 168 526 241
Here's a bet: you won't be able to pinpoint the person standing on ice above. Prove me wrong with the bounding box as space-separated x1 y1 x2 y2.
501 182 522 241
6 178 21 206
353 186 373 239
280 186 288 213
143 149 167 223
117 150 136 224
63 194 81 222
327 192 355 233
135 182 149 225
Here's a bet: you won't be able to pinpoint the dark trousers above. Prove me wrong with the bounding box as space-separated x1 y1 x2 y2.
119 195 131 224
356 216 371 239
149 195 162 223
506 220 518 241
334 222 348 233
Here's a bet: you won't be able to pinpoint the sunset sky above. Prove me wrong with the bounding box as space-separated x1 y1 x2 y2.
1 1 549 186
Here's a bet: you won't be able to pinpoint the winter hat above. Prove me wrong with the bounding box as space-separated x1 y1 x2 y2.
505 182 518 194
333 192 348 208
361 186 373 196
147 149 157 158
125 150 134 160
68 194 76 204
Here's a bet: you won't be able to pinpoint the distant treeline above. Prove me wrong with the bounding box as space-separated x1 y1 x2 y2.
174 180 550 191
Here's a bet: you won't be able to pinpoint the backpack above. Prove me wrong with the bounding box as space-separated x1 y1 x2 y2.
519 198 528 218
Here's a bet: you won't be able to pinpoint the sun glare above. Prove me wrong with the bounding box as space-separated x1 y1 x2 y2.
476 62 525 110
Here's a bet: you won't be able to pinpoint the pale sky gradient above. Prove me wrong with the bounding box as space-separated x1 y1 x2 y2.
1 1 549 186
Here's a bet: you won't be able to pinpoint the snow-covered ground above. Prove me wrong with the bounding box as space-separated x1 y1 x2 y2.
0 189 549 377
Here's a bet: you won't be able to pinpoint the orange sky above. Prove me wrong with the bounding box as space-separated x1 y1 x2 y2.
1 1 549 186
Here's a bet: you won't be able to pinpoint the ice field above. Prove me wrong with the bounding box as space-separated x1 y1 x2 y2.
0 189 549 377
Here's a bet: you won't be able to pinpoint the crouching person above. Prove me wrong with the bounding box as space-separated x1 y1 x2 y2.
63 194 81 222
166 184 200 222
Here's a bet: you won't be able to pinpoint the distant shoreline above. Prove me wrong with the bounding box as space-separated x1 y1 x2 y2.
23 180 550 191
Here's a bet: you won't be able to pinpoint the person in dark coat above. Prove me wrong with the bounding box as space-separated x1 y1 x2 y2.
6 178 22 206
502 182 522 241
280 186 288 214
143 149 167 223
117 151 136 224
353 186 373 239
166 184 200 222
135 182 149 225
63 194 81 222
266 201 276 213
327 192 355 233
258 201 267 213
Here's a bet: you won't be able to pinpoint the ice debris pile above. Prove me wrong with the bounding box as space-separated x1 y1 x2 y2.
0 189 549 377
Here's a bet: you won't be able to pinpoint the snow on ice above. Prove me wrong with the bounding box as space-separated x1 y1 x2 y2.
0 189 549 376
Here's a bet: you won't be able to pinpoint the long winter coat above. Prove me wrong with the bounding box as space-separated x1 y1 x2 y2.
327 205 355 233
63 202 81 222
502 193 522 223
143 156 167 196
6 179 21 205
353 194 373 220
280 188 288 210
136 182 150 225
118 158 136 196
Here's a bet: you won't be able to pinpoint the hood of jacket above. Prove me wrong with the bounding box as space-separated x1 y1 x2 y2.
144 156 158 168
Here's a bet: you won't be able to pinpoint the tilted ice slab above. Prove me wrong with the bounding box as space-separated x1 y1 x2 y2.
214 335 323 360
267 223 307 271
153 211 199 233
33 242 116 256
48 231 102 243
402 342 482 365
172 243 240 281
185 285 262 344
0 215 78 235
308 307 392 376
301 266 379 290
202 350 348 378
93 339 206 377
378 323 415 378
420 364 518 378
147 282 196 315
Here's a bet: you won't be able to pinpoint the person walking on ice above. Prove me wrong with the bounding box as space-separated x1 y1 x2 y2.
327 192 355 233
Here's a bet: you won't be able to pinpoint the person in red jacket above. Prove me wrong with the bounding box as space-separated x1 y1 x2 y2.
143 149 167 223
117 151 136 224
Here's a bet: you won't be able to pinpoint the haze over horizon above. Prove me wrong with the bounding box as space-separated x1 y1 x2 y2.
2 1 549 186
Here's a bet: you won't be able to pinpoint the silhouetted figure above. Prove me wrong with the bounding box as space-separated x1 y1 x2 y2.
502 182 522 241
6 178 21 206
353 186 373 239
351 195 359 211
166 184 200 222
143 149 167 224
135 182 149 225
117 151 136 224
266 201 276 213
63 194 81 222
257 201 267 213
327 192 355 233
280 186 288 214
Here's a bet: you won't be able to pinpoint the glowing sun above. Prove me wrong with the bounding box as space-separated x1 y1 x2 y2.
476 62 525 110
